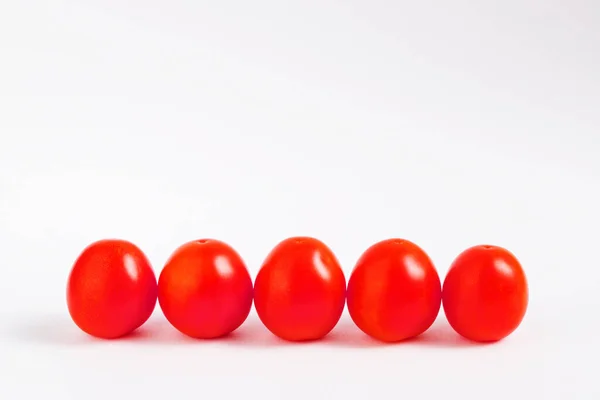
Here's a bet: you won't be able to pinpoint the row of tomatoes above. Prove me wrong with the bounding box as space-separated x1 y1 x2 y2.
67 237 528 343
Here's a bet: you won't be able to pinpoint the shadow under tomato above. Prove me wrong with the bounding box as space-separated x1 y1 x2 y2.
5 314 105 346
196 317 365 348
323 318 488 349
4 314 176 346
401 322 488 348
111 317 285 347
6 314 491 348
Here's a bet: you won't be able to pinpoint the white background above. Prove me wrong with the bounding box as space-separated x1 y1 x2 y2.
1 1 599 399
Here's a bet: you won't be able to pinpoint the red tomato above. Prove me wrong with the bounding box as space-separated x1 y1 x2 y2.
158 239 253 339
347 239 442 342
442 245 528 342
66 239 158 339
254 237 346 341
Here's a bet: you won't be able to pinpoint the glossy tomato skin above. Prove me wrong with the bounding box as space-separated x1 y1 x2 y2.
66 239 158 339
347 239 442 342
158 239 253 339
254 237 346 341
442 245 528 342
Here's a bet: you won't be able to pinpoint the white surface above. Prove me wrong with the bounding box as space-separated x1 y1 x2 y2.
0 1 599 399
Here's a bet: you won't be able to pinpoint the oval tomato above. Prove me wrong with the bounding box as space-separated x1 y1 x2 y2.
442 245 528 342
158 239 253 339
347 238 442 342
254 237 346 341
66 239 158 339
